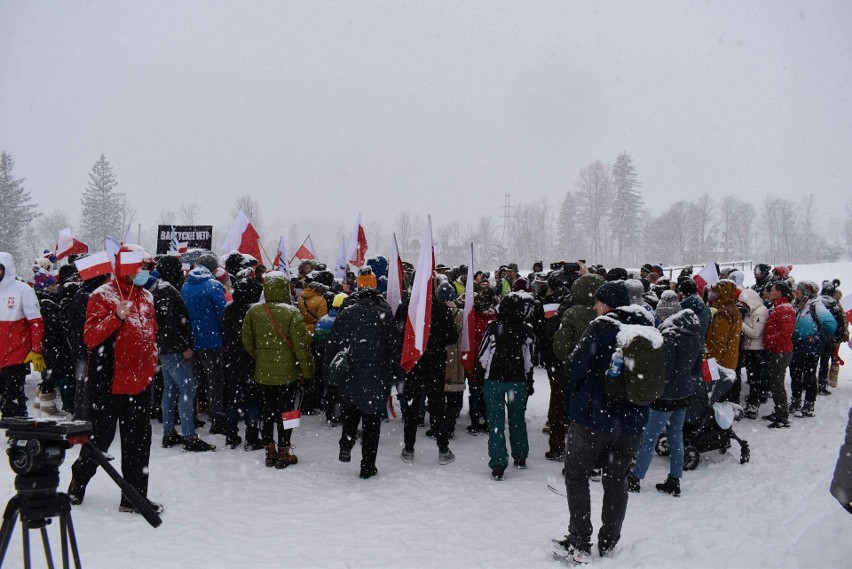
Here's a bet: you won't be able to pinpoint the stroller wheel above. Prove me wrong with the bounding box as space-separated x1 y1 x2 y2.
655 433 670 457
683 446 700 471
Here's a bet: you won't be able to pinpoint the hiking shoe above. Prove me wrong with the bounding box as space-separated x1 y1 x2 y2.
183 435 216 452
545 449 565 461
401 447 415 464
514 457 527 469
359 465 378 479
491 465 506 480
553 537 591 564
466 424 480 436
656 475 681 497
275 445 298 468
627 472 641 493
339 447 352 463
798 401 815 418
767 419 791 428
244 439 264 451
225 433 242 449
761 412 778 421
788 399 802 413
67 478 86 506
438 449 455 465
818 387 832 396
162 432 184 448
743 405 758 420
119 498 164 515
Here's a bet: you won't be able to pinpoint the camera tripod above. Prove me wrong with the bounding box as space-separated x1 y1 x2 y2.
0 470 81 569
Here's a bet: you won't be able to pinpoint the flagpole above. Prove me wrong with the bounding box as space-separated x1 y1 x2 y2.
289 234 310 264
257 241 272 268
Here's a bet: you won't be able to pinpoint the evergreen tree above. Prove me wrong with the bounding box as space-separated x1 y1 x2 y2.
0 151 38 265
611 152 643 265
575 161 612 263
80 154 126 247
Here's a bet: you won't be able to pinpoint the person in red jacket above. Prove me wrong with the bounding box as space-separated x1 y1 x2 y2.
762 282 797 428
0 252 46 417
68 245 164 514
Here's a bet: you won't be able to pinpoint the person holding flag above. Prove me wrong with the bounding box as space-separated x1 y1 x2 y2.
67 244 164 514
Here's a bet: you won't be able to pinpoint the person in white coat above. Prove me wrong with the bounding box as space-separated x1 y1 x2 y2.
739 288 769 419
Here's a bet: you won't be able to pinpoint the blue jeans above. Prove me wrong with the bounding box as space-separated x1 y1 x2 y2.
160 353 197 438
631 407 686 480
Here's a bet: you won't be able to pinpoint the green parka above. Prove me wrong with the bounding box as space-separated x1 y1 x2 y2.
242 274 314 385
552 274 604 361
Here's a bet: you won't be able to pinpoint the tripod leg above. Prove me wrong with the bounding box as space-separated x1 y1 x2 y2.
60 499 82 569
0 497 21 567
22 519 31 569
39 525 56 569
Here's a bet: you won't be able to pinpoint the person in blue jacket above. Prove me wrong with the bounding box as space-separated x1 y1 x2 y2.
180 253 228 434
790 280 837 418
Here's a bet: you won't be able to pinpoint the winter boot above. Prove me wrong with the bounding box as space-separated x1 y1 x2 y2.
491 464 506 481
818 386 832 396
627 472 641 493
359 464 378 479
162 432 184 448
466 424 480 436
183 435 216 452
243 428 263 451
438 449 455 465
339 446 352 463
209 415 227 435
401 447 415 464
655 476 681 497
788 398 802 414
514 457 527 469
67 477 86 506
275 445 298 469
767 418 791 428
798 400 815 418
829 366 840 388
265 444 278 468
743 404 758 420
545 447 565 461
119 498 164 514
38 390 64 417
225 430 242 449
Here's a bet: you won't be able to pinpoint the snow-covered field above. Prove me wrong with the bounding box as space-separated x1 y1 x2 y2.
1 263 851 568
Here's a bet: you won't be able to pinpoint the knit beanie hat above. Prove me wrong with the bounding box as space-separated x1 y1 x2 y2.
332 293 348 309
33 268 57 291
797 280 819 299
595 281 630 309
655 290 681 323
624 279 645 306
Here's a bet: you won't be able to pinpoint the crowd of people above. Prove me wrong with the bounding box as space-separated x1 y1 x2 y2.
0 247 849 563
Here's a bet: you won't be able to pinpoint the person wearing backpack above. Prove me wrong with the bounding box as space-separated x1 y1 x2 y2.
789 281 837 418
817 281 847 395
627 309 702 497
555 282 653 563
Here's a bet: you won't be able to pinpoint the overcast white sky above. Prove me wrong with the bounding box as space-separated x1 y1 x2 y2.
2 1 850 253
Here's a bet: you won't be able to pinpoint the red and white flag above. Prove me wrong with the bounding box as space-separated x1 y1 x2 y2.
401 215 435 372
74 251 112 281
55 227 89 260
281 410 301 429
543 303 560 319
293 235 316 261
116 250 144 277
272 235 292 277
222 210 263 264
387 233 404 315
105 236 121 266
693 260 719 293
702 357 720 383
334 237 347 280
168 225 188 256
346 213 368 268
460 242 476 373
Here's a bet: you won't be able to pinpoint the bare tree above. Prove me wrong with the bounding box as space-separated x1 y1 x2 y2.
575 161 612 263
178 202 202 225
688 194 718 259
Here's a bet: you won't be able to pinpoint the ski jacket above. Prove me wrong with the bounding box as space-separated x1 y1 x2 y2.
680 294 711 339
705 280 742 370
151 279 194 356
793 296 837 357
180 267 227 350
652 309 702 411
552 275 602 362
764 297 796 354
223 278 263 384
477 318 536 383
467 305 497 382
0 252 44 368
298 285 328 335
739 288 769 351
84 278 158 395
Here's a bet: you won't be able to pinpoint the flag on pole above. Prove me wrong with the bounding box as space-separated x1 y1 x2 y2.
105 236 121 267
121 225 135 245
334 237 347 280
273 235 292 277
460 243 477 373
168 225 188 256
222 210 264 264
74 251 113 280
281 410 301 429
346 213 368 268
115 250 144 277
55 227 89 260
293 235 316 262
387 233 404 315
401 215 435 372
693 260 719 293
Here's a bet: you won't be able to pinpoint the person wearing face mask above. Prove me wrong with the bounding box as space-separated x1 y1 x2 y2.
67 245 164 515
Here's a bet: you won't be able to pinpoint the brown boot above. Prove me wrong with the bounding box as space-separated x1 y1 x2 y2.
275 445 298 469
265 444 277 468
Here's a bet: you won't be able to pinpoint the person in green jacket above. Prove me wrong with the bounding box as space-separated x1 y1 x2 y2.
548 274 604 460
242 271 314 469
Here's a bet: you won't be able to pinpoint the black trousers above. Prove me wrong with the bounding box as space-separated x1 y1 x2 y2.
818 343 837 390
403 368 449 452
339 403 382 469
260 383 299 446
767 352 793 420
564 424 641 552
743 350 768 407
70 388 152 502
194 348 224 418
0 364 28 417
790 351 820 404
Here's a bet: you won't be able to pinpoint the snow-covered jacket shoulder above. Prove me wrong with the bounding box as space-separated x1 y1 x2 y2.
180 267 226 350
0 252 44 367
655 309 702 407
739 288 768 350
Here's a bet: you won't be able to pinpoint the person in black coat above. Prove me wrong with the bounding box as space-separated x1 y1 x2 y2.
223 276 264 450
325 288 402 478
396 291 460 465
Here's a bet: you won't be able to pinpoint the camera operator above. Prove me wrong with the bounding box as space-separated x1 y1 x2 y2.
68 245 164 514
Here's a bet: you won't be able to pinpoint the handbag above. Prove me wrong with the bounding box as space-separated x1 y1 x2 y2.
326 345 350 387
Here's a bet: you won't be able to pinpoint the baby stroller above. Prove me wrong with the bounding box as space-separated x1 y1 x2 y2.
655 367 750 470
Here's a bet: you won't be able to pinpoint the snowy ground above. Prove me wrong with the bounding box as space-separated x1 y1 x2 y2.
1 263 851 568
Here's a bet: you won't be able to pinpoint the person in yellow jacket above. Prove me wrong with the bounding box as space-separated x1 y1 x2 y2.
298 282 329 335
705 280 743 400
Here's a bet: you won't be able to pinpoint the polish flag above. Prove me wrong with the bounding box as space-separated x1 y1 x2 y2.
460 243 477 373
387 233 404 315
222 210 263 264
74 251 112 280
55 227 89 260
272 235 292 277
116 250 144 277
293 235 316 261
334 237 347 280
693 261 719 293
281 410 301 429
346 213 368 268
702 357 720 383
401 215 435 373
543 303 560 319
